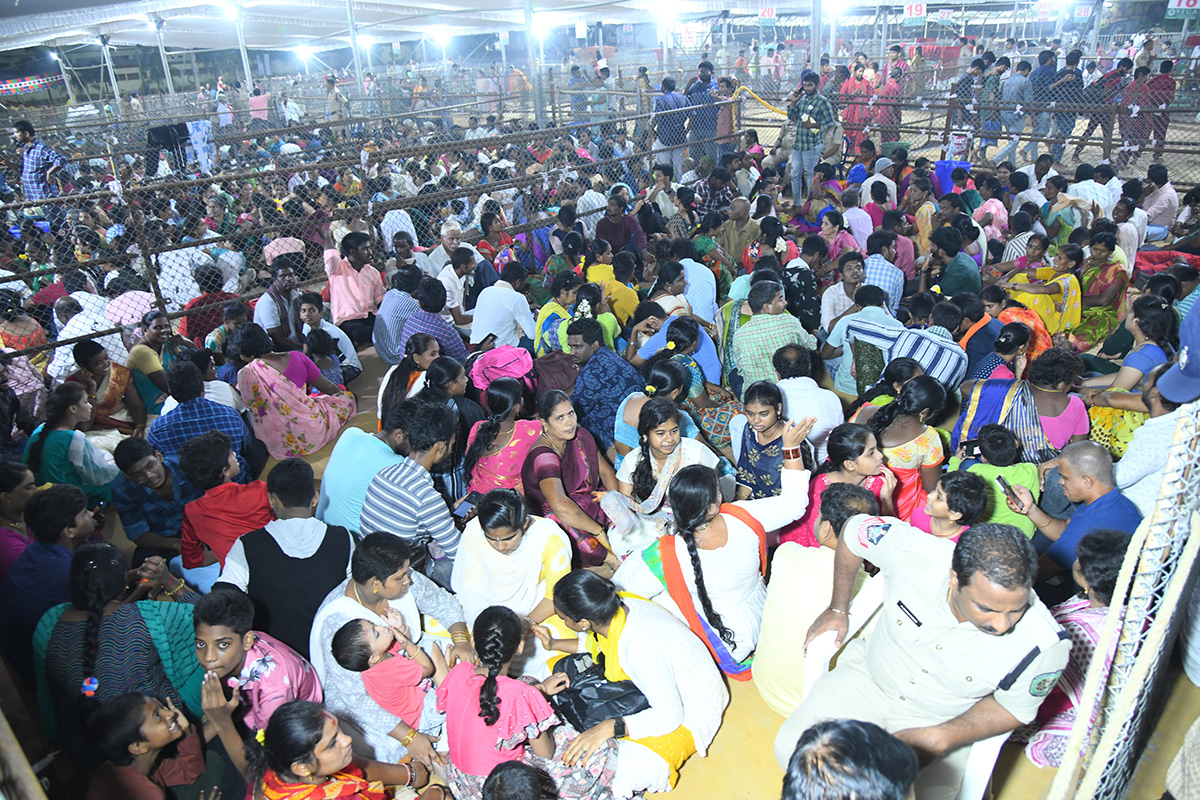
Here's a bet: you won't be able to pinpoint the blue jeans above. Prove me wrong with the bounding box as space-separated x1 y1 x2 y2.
992 113 1027 165
1023 112 1052 161
1051 112 1076 162
790 146 822 202
1147 224 1169 242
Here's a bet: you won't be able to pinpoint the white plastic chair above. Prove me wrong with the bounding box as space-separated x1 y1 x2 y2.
802 577 1008 800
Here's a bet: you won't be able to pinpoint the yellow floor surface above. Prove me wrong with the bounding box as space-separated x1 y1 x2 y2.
99 346 1200 800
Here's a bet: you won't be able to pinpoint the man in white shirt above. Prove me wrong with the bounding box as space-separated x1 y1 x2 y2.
437 247 477 329
841 188 872 250
1016 155 1058 190
425 220 486 273
575 175 608 239
861 158 898 208
675 241 719 324
774 344 844 463
1068 163 1115 218
469 261 536 349
1112 198 1144 259
1143 163 1180 241
1095 164 1123 209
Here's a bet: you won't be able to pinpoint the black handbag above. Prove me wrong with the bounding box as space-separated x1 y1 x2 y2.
550 652 650 732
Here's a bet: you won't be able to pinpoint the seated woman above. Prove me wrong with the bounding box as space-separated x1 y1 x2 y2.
613 359 700 470
0 461 37 585
647 261 693 319
25 383 119 506
378 333 441 425
535 571 728 798
1083 294 1176 457
641 318 742 453
789 423 897 547
853 376 946 522
973 176 1009 242
126 310 190 414
476 211 514 265
1020 529 1130 768
534 273 583 357
1041 175 1083 254
463 378 542 495
66 341 147 453
34 544 202 767
790 162 843 235
248 700 441 800
232 323 356 459
692 212 735 305
614 419 813 679
954 346 1089 462
414 356 486 504
820 210 863 269
309 533 472 768
985 225 1049 285
1000 241 1084 335
968 322 1031 382
1081 272 1180 377
84 692 224 800
603 398 722 558
742 217 801 279
521 391 620 574
1069 232 1128 352
558 283 620 353
438 606 614 800
980 284 1054 361
846 357 925 418
0 290 48 372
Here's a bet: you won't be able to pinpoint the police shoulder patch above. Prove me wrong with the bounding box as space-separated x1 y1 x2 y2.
1029 672 1059 697
858 516 891 548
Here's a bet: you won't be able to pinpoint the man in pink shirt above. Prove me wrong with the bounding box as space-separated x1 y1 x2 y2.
323 227 385 344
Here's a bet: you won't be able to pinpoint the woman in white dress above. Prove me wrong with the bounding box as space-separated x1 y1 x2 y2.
613 417 814 679
535 570 729 800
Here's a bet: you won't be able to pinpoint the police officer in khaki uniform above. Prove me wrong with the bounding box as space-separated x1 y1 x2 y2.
775 516 1071 800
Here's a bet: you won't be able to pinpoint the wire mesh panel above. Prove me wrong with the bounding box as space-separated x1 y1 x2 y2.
1048 401 1200 800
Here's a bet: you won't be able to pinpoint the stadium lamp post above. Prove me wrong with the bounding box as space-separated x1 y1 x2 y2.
99 35 121 102
811 0 822 68
345 0 365 90
523 0 546 128
152 16 176 95
49 51 77 104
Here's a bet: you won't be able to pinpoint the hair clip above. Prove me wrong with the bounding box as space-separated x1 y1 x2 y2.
255 728 266 744
645 385 656 395
666 341 676 351
81 676 98 697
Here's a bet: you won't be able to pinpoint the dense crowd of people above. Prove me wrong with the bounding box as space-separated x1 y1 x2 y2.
3 32 1200 800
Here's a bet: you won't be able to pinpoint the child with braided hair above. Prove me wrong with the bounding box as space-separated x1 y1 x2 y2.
436 606 617 799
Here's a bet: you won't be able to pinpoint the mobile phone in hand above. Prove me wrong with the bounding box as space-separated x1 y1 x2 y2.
995 475 1022 509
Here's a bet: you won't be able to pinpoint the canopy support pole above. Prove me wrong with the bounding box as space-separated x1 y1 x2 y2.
234 14 253 88
811 0 823 64
523 0 546 128
101 37 120 102
154 18 176 95
55 51 77 104
346 0 364 90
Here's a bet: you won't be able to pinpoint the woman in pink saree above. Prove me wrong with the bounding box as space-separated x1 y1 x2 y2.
840 64 874 151
233 323 356 459
973 177 1010 242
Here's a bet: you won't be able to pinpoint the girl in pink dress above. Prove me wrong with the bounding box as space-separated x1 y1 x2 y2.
463 379 543 495
436 606 616 799
787 424 896 546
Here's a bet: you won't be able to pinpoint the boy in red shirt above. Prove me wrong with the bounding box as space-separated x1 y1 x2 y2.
179 431 273 574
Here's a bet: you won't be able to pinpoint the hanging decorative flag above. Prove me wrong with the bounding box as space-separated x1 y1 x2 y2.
0 73 65 95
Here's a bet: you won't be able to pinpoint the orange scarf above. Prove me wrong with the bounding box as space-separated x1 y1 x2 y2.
262 765 388 800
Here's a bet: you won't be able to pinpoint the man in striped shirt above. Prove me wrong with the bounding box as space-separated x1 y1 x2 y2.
889 301 968 387
358 402 460 588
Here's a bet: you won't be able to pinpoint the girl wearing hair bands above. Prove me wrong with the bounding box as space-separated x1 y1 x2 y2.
246 700 441 800
789 423 897 547
603 398 723 558
640 318 742 453
969 321 1032 381
613 417 813 679
612 359 701 469
999 241 1083 335
462 379 542 495
1083 294 1178 457
854 375 947 521
847 357 924 417
581 239 614 283
437 606 616 799
377 333 440 426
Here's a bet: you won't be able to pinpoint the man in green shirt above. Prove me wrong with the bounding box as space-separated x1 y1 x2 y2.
786 71 836 206
923 227 982 296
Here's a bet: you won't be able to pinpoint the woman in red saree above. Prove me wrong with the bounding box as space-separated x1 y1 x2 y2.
475 210 514 265
1069 240 1129 353
874 68 904 143
520 390 621 574
840 64 875 151
255 701 442 800
853 376 947 522
981 285 1054 361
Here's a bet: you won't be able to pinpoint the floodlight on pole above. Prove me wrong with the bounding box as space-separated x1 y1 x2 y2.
430 26 451 49
223 3 239 19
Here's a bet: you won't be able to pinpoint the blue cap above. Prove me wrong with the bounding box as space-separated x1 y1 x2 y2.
1158 300 1200 404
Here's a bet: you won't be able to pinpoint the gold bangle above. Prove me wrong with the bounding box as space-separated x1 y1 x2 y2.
400 728 417 747
450 632 471 644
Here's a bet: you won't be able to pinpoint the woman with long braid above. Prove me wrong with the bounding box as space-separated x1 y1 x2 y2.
437 605 616 799
612 416 815 679
462 378 542 495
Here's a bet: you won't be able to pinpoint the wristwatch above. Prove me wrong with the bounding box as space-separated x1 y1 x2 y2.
613 717 627 739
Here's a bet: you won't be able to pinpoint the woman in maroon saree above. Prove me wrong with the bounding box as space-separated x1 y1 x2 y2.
521 390 621 574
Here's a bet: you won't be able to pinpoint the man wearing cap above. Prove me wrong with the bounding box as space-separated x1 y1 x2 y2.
787 72 837 204
777 520 1069 800
861 158 898 208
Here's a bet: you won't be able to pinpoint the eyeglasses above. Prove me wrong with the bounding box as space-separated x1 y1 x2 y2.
126 460 161 481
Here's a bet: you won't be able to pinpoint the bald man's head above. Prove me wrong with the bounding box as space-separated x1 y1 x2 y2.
55 296 82 324
1058 441 1115 504
729 197 751 222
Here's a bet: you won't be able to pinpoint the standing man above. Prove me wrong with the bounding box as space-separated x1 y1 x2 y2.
1148 60 1177 163
651 77 690 180
1024 51 1057 162
12 121 67 234
686 60 721 164
974 57 1009 162
779 521 1069 799
787 71 837 203
325 76 349 139
992 60 1033 166
1073 58 1133 160
1048 50 1084 164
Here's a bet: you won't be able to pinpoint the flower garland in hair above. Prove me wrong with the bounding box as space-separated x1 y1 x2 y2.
775 236 789 254
574 298 593 320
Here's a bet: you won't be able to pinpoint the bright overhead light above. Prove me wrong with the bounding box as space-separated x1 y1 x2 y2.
294 44 314 60
358 33 374 47
430 25 451 47
49 51 60 61
655 7 676 27
222 3 239 19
